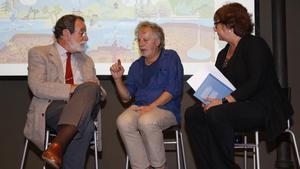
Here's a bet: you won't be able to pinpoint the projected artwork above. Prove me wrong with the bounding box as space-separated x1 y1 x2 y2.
0 0 253 75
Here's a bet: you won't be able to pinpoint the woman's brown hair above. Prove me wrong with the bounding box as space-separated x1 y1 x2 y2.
214 3 253 37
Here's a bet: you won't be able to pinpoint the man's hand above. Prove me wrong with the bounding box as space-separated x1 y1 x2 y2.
110 59 130 102
130 104 157 116
110 59 124 80
137 104 156 113
70 84 79 94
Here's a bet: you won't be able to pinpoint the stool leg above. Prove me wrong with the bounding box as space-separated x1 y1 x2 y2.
176 130 181 169
179 131 187 169
20 139 29 169
94 130 99 169
255 131 260 169
44 130 50 149
243 135 247 169
286 129 300 167
253 147 256 169
43 130 50 169
125 155 129 169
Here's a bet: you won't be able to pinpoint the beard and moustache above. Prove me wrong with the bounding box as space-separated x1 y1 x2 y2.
68 39 88 53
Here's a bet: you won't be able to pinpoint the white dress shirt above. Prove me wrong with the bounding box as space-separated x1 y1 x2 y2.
55 42 84 84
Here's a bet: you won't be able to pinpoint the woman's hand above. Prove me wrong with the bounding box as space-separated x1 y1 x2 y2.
203 95 236 111
203 97 222 111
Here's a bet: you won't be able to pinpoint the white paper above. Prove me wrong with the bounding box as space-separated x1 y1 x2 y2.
187 62 236 91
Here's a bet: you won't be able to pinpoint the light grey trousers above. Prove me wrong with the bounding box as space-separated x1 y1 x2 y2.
117 105 177 169
46 82 101 169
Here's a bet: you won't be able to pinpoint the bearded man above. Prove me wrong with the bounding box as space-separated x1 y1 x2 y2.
23 14 106 169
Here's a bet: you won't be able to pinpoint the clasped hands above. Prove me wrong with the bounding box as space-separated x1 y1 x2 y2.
130 104 157 115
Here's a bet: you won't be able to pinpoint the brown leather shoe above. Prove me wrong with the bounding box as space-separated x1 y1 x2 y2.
42 143 62 169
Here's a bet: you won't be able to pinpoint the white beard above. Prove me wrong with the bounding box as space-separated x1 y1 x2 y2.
69 39 88 52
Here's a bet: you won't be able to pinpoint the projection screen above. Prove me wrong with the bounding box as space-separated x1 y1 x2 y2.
0 0 255 75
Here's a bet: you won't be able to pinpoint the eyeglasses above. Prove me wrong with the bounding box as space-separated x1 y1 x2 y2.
73 29 87 38
78 30 87 38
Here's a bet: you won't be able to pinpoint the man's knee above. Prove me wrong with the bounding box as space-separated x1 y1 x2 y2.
137 115 158 132
116 113 135 132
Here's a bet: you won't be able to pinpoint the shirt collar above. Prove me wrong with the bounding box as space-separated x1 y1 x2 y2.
55 42 68 58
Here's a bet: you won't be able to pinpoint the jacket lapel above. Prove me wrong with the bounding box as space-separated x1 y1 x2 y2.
48 44 65 82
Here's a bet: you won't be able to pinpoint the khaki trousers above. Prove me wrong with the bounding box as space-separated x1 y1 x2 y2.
117 105 177 169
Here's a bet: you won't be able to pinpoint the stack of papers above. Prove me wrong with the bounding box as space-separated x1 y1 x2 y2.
187 63 236 104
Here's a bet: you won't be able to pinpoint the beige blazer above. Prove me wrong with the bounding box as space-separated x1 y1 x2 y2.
23 44 106 151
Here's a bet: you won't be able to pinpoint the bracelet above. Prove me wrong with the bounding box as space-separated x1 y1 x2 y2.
222 98 229 104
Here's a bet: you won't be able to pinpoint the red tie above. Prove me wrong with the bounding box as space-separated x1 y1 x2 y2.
65 52 74 84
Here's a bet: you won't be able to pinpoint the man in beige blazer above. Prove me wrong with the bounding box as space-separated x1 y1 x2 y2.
23 14 106 169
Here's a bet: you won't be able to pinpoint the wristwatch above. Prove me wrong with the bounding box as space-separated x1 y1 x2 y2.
222 97 229 104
